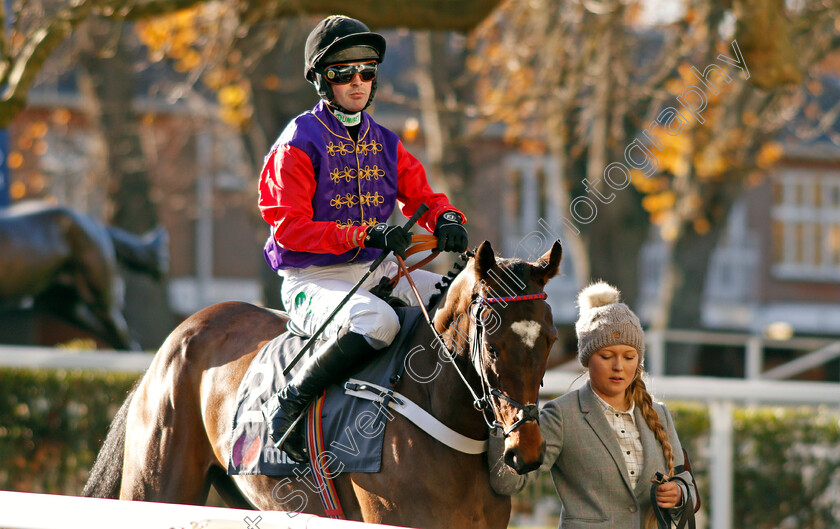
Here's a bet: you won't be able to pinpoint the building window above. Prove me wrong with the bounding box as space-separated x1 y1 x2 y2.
771 169 840 281
536 166 548 221
503 155 555 236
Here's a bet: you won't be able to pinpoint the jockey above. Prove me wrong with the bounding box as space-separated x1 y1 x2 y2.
258 15 468 463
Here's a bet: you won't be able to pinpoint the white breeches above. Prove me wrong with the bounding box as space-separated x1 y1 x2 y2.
279 260 442 349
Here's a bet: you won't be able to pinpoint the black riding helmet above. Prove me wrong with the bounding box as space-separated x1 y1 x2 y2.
304 16 386 113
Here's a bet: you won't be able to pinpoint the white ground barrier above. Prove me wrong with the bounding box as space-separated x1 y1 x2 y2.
0 491 413 529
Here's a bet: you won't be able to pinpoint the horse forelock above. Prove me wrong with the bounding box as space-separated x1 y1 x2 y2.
479 258 545 299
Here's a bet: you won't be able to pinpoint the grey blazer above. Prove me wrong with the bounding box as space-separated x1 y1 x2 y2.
489 381 696 529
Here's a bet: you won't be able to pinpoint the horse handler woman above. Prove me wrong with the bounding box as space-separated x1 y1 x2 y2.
489 281 696 529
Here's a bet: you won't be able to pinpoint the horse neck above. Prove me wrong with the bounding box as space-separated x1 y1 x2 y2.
402 305 489 440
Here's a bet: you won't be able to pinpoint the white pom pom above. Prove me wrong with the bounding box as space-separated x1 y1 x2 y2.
578 281 620 311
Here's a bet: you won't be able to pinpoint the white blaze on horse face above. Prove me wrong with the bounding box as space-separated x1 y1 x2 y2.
511 320 541 349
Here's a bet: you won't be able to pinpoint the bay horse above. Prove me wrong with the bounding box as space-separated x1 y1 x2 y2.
83 240 562 528
0 201 168 350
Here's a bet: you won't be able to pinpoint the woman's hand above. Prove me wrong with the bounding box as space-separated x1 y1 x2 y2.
655 480 683 508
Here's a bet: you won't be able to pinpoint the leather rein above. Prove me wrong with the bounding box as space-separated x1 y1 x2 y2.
393 244 546 438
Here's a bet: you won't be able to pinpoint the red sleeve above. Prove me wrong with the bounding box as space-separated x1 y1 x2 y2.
258 145 367 254
395 141 466 232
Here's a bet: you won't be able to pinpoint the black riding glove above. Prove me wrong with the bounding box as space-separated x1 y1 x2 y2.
364 223 412 259
434 212 468 253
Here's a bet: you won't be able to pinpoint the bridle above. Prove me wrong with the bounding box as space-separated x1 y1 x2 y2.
394 252 548 439
467 292 547 437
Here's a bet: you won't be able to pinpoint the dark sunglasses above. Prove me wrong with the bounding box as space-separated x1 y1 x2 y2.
322 62 378 84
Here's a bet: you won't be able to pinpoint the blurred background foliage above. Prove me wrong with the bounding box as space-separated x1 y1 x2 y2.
0 369 137 495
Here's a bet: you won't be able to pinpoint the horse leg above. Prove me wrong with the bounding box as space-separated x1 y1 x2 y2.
120 343 216 502
64 218 137 350
71 274 136 350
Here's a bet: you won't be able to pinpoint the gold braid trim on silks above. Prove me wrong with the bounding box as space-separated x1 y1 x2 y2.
356 140 382 155
360 192 385 207
330 167 357 183
336 218 379 229
330 193 360 209
326 141 354 156
342 225 370 247
344 225 365 247
358 165 385 181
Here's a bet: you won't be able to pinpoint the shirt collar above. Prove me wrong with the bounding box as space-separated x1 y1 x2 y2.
312 100 369 141
592 389 636 418
332 108 362 126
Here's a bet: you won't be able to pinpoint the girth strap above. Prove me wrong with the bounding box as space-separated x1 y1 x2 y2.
345 378 488 454
305 393 346 519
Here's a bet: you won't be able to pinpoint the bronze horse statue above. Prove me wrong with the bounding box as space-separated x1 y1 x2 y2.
0 201 168 350
83 240 562 528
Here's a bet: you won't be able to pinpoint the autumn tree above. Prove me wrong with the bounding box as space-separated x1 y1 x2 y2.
0 0 504 126
469 0 840 336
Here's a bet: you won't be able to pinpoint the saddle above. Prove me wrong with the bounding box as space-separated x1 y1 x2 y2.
227 307 422 476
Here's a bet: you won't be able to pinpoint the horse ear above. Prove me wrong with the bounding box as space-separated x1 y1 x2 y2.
532 239 562 286
474 240 496 281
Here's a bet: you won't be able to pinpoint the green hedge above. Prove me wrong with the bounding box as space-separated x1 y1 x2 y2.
0 369 139 495
734 406 840 528
2 368 839 529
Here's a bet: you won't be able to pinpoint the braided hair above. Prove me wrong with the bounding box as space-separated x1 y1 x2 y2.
628 366 675 477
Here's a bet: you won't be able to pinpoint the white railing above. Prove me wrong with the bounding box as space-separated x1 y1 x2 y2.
0 491 413 529
644 328 840 380
0 346 153 373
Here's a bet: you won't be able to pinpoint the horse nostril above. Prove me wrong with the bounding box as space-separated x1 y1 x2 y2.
504 447 542 475
504 443 545 475
504 448 519 471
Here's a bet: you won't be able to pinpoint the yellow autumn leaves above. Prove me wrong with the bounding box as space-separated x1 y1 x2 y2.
624 61 784 236
136 6 252 128
136 8 202 73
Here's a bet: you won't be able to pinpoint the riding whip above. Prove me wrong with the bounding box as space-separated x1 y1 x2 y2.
282 203 429 376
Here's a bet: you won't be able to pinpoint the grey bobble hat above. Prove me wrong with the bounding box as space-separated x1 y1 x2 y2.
575 281 645 367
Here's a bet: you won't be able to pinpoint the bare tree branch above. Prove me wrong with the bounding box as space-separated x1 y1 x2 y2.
0 0 503 127
1 3 94 127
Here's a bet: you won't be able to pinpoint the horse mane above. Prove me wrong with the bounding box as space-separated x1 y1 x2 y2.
429 249 538 339
433 253 535 299
424 249 473 311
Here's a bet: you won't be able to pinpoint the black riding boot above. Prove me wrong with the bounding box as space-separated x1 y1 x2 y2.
261 329 376 463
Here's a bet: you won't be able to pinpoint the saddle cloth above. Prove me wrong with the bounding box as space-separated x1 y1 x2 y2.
227 307 421 476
